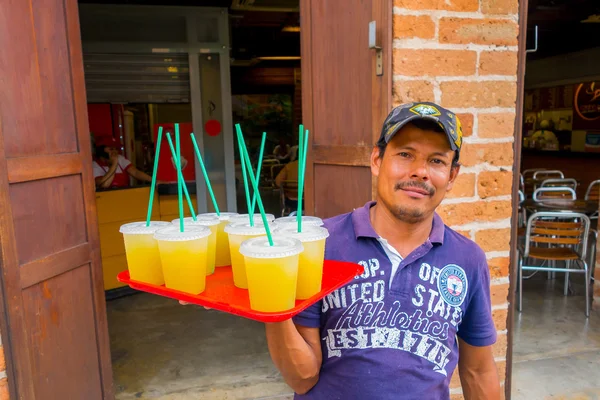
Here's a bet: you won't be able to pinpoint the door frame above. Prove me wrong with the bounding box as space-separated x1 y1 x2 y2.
506 0 529 398
300 0 392 215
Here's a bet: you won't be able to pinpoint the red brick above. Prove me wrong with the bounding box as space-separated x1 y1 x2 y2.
441 81 517 108
479 51 518 76
0 347 5 372
488 257 510 279
440 18 519 46
475 228 511 252
438 200 512 226
478 112 516 138
493 307 508 331
478 170 513 199
447 173 476 199
455 230 472 239
491 283 510 306
393 80 434 105
493 332 508 358
394 0 478 11
456 113 474 137
497 360 507 383
460 143 514 168
393 15 435 39
481 0 518 14
393 49 477 76
450 395 465 400
0 378 8 400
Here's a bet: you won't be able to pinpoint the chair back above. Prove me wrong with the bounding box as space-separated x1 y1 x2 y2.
541 178 577 191
533 187 576 201
533 170 564 180
524 212 590 259
585 180 600 201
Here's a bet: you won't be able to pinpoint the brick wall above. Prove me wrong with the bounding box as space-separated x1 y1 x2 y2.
392 0 519 398
0 338 8 399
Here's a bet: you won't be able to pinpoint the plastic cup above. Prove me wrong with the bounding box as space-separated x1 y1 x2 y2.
171 216 219 275
154 225 211 294
119 221 171 285
273 216 324 229
239 236 304 312
224 222 271 289
275 225 330 299
199 212 239 267
229 213 275 226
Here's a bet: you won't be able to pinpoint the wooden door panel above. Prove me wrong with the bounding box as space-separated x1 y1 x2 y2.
314 165 372 219
10 176 87 265
23 267 103 399
0 0 114 398
302 0 391 217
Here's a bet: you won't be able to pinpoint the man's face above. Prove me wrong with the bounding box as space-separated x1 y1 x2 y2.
371 123 460 224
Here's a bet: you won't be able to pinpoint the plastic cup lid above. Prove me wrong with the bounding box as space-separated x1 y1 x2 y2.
200 212 239 222
171 216 219 227
273 216 324 228
275 224 330 242
224 221 272 236
229 214 275 225
120 221 171 235
154 225 211 241
239 236 303 259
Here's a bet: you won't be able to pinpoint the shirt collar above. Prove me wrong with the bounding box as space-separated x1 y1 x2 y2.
351 201 445 245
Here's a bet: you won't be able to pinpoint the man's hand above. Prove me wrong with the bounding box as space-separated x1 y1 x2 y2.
109 150 119 166
179 300 211 310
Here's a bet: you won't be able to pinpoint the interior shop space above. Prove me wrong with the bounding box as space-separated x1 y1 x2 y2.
513 1 600 398
79 1 302 398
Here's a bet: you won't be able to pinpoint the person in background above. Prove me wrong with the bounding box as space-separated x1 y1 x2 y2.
93 137 153 190
275 160 299 213
273 138 292 163
531 119 559 150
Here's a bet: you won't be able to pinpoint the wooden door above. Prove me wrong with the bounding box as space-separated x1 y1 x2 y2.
0 1 113 399
301 0 391 218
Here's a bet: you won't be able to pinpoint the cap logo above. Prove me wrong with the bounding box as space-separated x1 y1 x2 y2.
410 104 441 117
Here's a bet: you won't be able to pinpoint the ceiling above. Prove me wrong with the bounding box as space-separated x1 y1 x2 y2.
78 0 300 67
526 0 600 60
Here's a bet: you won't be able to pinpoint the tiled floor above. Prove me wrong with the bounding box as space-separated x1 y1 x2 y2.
512 271 600 400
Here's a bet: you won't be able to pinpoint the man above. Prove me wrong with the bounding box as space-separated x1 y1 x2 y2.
93 137 154 189
275 160 299 213
266 102 500 399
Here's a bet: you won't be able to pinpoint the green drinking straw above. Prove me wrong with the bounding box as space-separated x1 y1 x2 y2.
190 133 220 216
235 124 254 226
250 132 267 216
146 126 163 226
175 126 184 233
165 133 196 220
297 125 305 232
236 128 274 246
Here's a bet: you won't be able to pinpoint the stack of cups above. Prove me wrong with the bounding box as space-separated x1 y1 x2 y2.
276 225 330 299
224 222 271 288
153 225 212 294
120 221 171 285
171 216 220 275
239 236 304 312
199 212 239 267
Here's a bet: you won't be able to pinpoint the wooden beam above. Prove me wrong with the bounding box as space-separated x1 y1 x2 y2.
312 145 372 167
20 244 91 289
7 153 82 183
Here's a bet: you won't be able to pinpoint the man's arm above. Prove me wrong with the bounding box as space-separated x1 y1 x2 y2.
265 320 322 395
275 165 288 188
458 338 500 400
127 165 153 183
95 162 118 189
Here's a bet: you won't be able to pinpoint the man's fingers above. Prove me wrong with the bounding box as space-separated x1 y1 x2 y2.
178 300 211 310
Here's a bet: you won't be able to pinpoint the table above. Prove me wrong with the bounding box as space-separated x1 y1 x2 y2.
522 199 598 215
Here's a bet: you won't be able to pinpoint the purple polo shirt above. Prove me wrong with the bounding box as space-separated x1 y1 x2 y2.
293 202 496 400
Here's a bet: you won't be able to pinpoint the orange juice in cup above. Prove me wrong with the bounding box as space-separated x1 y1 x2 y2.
199 212 238 267
224 222 271 289
171 216 219 275
229 213 275 226
120 221 171 285
275 225 329 299
273 216 324 229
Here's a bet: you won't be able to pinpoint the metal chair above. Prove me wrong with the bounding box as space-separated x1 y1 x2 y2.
585 180 600 222
533 170 564 180
517 212 592 317
533 187 577 201
541 178 578 191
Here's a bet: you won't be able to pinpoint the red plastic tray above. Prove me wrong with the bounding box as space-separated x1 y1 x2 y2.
117 260 363 323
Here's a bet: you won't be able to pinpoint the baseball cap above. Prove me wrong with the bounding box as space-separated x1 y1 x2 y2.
95 136 119 148
377 102 463 155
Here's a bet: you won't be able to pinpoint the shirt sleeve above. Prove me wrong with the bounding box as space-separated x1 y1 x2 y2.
92 161 105 178
292 300 322 328
118 155 132 172
456 250 497 347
